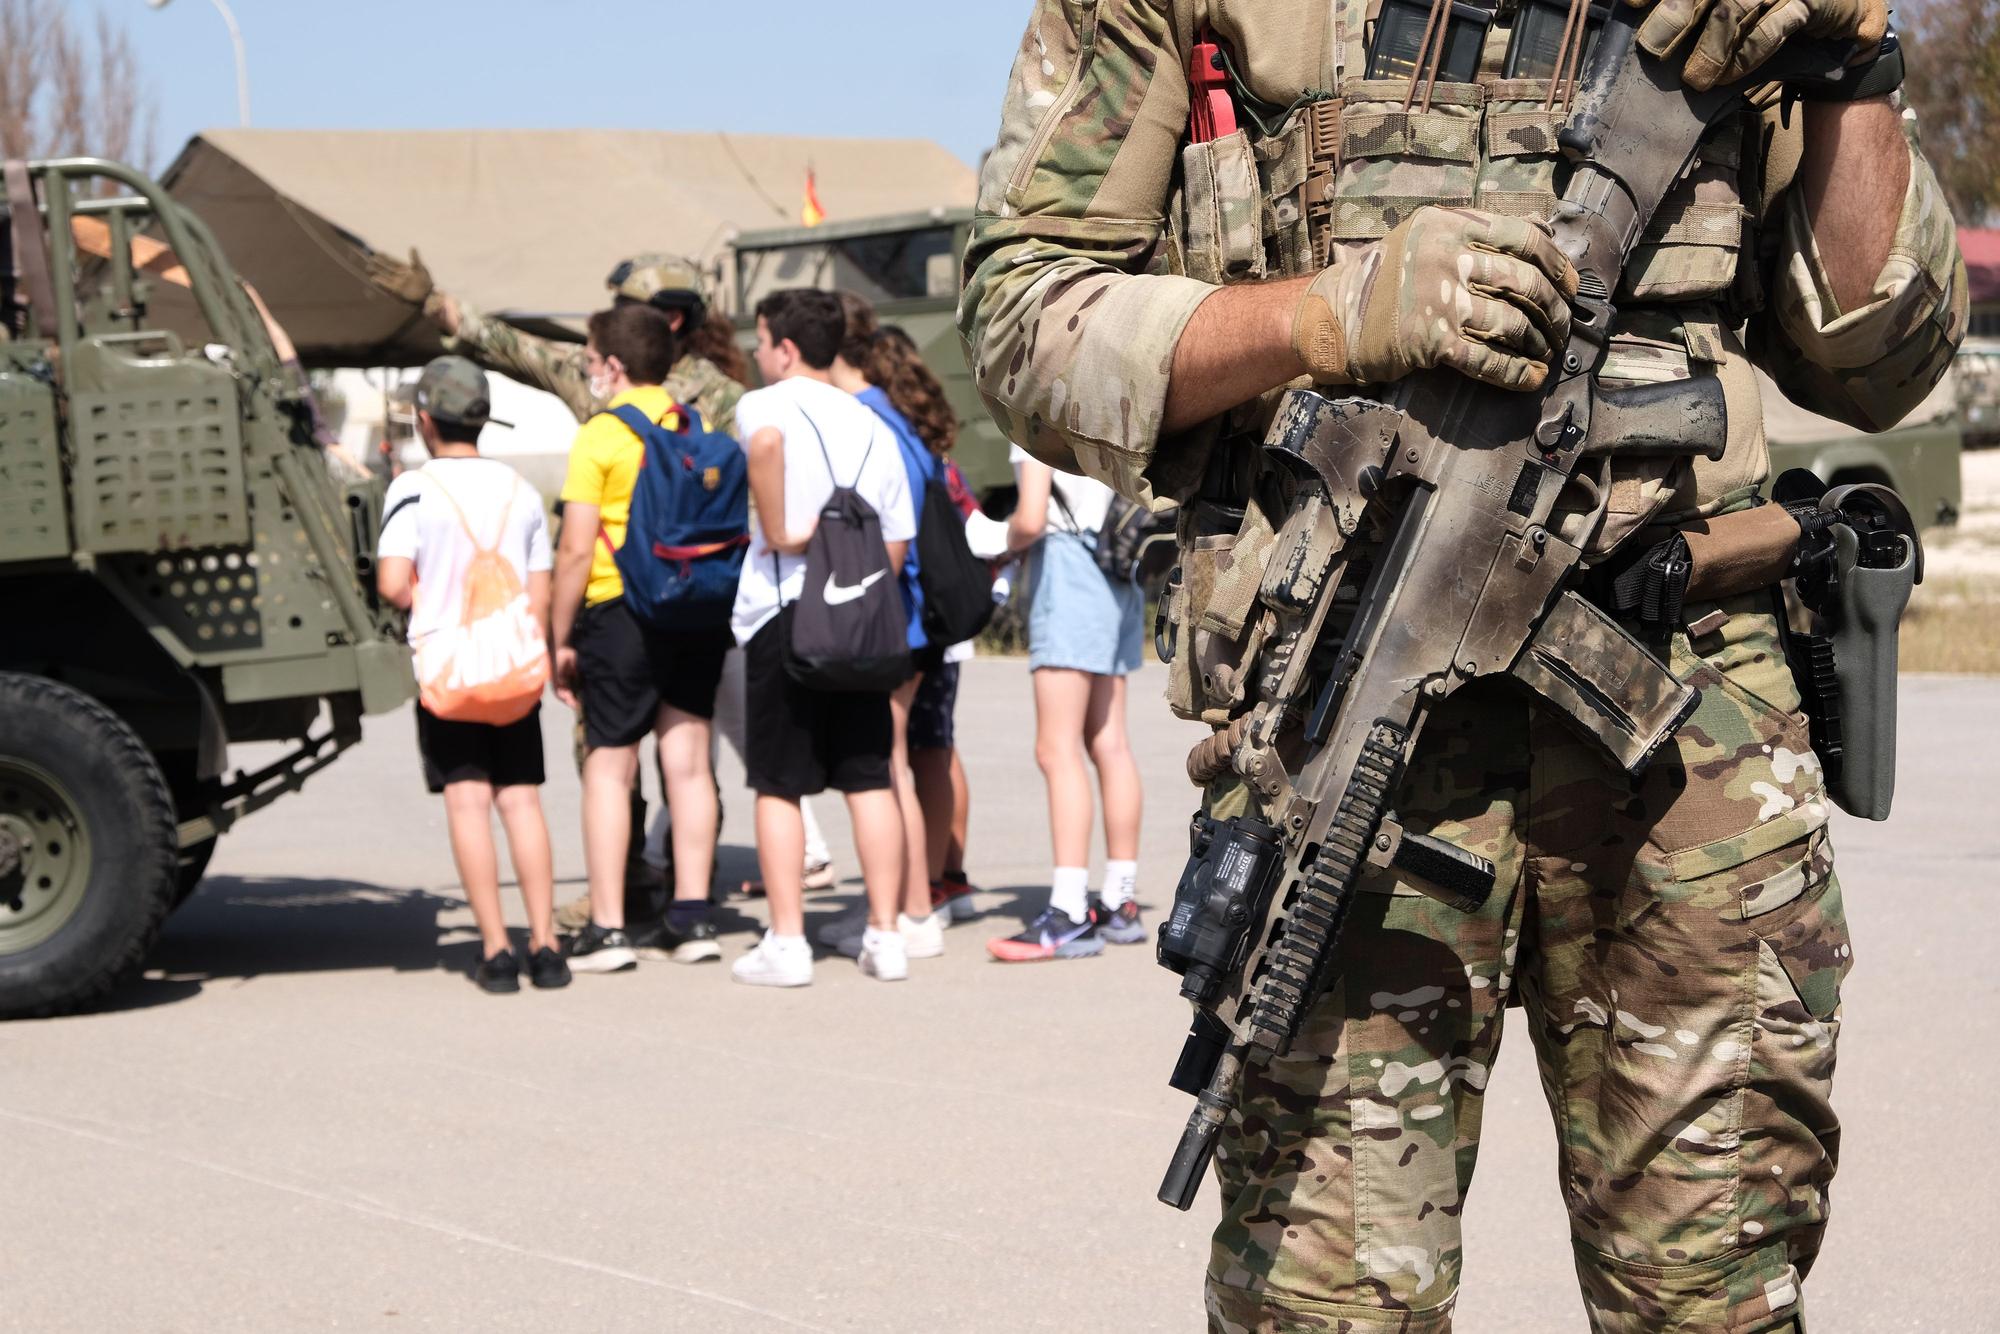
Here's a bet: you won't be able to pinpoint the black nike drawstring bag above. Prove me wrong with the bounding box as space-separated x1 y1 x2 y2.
780 414 912 692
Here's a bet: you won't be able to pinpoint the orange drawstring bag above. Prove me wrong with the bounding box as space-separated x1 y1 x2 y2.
410 474 550 725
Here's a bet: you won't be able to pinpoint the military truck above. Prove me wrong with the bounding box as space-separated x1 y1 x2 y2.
725 207 1017 503
0 158 413 1018
1952 337 2000 451
726 207 1963 528
1760 365 1962 528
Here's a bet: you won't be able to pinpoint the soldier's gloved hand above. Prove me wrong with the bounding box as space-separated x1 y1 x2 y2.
1627 0 1887 91
1292 206 1579 393
363 247 433 305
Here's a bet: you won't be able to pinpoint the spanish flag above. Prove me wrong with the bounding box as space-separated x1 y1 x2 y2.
801 165 825 228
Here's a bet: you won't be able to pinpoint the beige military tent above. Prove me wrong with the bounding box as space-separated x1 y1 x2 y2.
154 128 978 366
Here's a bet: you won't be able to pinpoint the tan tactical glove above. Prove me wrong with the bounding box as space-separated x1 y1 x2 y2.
363 246 433 305
1627 0 1887 91
1292 206 1579 393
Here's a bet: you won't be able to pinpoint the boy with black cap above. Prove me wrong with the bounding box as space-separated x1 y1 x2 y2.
377 356 567 993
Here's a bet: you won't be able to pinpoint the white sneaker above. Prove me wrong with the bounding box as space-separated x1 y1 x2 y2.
858 927 909 981
731 932 813 988
802 857 837 892
898 911 945 960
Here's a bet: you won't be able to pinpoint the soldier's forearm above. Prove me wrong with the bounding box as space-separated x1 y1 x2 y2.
1163 277 1313 436
1798 97 1910 315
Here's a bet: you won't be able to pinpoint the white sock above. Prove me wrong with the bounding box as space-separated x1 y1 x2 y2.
1099 859 1139 909
1049 866 1091 922
862 925 900 951
766 931 809 954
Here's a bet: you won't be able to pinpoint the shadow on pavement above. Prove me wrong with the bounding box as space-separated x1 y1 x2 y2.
100 874 470 1011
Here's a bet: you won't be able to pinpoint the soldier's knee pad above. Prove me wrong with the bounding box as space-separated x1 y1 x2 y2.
1572 1238 1805 1333
1206 1280 1456 1334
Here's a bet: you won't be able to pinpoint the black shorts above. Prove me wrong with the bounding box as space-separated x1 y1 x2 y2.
417 703 546 793
908 659 959 752
572 598 731 749
743 617 892 797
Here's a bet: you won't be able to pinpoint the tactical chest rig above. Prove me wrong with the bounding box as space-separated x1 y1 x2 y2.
1148 11 1906 1209
1175 0 1763 335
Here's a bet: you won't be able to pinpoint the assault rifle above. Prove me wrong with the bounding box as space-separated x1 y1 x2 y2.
1152 14 1897 1209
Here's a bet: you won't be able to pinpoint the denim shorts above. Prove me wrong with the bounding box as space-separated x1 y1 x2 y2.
1024 530 1143 676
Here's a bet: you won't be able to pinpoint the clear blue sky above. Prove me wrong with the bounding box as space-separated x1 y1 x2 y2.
95 0 1031 173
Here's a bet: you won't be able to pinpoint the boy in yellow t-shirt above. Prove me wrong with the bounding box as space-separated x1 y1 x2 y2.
551 305 730 974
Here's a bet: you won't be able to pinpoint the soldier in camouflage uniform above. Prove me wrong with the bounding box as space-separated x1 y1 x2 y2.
960 2 1964 1330
367 250 745 433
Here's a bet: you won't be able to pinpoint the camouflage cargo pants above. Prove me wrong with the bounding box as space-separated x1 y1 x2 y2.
1207 598 1850 1333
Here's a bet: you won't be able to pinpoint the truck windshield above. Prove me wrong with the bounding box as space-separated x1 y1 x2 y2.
735 225 956 311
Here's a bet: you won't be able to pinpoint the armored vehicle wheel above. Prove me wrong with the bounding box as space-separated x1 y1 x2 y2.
175 837 217 907
0 674 177 1018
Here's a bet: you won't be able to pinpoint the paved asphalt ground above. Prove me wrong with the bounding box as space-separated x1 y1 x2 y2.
3 661 1994 1333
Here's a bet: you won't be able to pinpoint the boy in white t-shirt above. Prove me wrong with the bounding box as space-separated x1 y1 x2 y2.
729 290 916 988
377 357 567 994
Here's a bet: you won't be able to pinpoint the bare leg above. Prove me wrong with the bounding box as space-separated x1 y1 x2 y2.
728 647 832 874
912 745 954 882
888 674 930 918
442 779 507 958
844 786 906 931
754 794 807 936
1084 673 1142 862
1032 667 1096 869
494 783 557 953
800 795 831 869
947 747 969 876
656 704 717 904
580 744 640 929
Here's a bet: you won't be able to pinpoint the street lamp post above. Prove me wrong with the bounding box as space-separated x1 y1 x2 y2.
146 0 250 128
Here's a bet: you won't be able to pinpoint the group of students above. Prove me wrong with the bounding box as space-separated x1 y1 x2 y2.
373 269 1150 991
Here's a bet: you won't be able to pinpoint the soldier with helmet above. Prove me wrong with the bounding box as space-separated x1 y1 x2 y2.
961 1 1964 1330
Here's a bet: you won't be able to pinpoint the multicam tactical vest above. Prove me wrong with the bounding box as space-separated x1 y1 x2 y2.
1167 0 1790 542
1158 0 1796 724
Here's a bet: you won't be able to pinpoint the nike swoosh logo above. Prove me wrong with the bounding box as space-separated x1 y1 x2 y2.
823 569 887 606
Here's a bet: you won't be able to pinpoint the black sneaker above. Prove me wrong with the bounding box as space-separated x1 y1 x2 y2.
1089 894 1148 946
565 923 637 974
632 913 722 964
986 904 1105 962
528 945 571 989
472 948 521 993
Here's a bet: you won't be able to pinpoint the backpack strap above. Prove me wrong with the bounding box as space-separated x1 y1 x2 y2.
422 467 517 554
794 407 836 480
603 403 659 443
595 402 672 559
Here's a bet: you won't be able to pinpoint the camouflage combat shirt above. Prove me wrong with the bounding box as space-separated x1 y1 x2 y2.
447 305 745 436
958 0 1967 554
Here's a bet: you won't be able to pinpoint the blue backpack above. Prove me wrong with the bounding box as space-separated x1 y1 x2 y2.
599 403 749 630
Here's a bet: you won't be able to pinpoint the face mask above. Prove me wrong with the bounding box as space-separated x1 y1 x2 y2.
589 367 615 401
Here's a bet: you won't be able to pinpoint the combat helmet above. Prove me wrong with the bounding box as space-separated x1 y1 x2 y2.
607 254 709 325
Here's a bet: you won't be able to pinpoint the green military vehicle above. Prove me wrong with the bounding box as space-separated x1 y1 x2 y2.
0 158 412 1018
1952 337 2000 451
727 207 1017 503
727 208 1963 528
1760 365 1962 529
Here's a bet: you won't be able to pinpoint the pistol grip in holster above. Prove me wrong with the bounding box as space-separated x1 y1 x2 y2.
1827 527 1915 821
